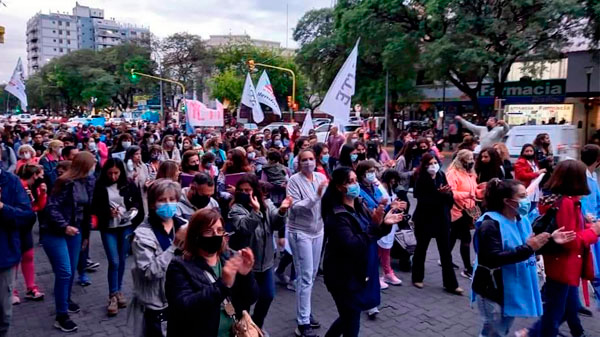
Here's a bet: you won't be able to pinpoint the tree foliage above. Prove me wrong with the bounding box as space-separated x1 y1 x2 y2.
295 0 591 114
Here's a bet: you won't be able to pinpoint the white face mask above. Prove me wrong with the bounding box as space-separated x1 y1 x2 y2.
427 163 440 175
22 152 31 160
122 141 131 149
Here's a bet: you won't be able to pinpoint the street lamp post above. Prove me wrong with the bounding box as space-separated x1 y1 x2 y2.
585 66 594 142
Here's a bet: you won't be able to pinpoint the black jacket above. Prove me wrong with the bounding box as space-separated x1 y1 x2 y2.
323 200 391 293
165 254 259 337
91 180 145 231
412 171 454 232
472 217 534 305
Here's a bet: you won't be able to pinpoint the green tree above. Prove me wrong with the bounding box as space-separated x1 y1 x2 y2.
208 68 244 107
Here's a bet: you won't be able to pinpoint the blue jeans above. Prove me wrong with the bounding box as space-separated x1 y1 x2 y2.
476 296 514 337
288 231 323 326
252 268 275 328
101 226 133 295
42 233 82 315
529 278 584 337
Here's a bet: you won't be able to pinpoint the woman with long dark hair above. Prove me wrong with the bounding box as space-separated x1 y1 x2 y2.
411 153 463 295
475 147 504 183
227 174 291 332
338 144 358 170
394 141 418 201
41 152 96 332
92 158 144 317
321 167 402 337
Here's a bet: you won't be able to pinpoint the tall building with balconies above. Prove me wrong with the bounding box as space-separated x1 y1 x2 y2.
26 2 149 75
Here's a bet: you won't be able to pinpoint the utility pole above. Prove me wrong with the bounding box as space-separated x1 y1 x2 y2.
384 71 389 145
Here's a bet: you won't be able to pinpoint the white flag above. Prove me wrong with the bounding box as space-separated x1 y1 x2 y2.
256 71 282 117
301 110 314 136
241 73 264 123
318 39 359 127
5 58 28 111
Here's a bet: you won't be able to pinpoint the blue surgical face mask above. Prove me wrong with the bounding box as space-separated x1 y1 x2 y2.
274 140 282 147
346 182 361 199
321 154 330 165
517 198 531 216
350 154 358 162
365 172 376 183
156 202 178 219
99 135 106 142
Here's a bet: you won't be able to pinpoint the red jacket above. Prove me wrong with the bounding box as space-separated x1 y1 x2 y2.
543 196 598 286
19 179 47 212
514 157 541 187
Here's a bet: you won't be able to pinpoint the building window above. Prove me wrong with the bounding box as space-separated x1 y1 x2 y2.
52 30 56 33
53 48 57 51
59 39 63 43
58 30 62 35
68 40 71 44
67 31 70 36
66 22 70 27
59 48 63 52
52 21 55 24
67 49 71 52
58 21 62 26
53 39 56 42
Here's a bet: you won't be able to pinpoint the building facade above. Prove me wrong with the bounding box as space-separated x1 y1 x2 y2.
26 2 149 75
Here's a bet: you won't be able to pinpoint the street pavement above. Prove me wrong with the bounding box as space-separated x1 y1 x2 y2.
9 225 600 337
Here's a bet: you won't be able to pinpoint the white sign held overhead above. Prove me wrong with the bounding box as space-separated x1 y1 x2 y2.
318 39 359 126
241 73 264 123
256 71 282 117
301 110 314 136
5 58 28 111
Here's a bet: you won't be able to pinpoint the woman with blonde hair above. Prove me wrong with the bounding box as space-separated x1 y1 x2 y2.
39 140 64 190
493 143 513 179
40 152 96 332
156 160 180 182
16 144 39 172
446 149 484 280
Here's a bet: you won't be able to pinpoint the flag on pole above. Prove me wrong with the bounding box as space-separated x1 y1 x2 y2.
5 58 27 111
241 73 264 123
318 39 359 128
301 110 314 136
256 71 282 117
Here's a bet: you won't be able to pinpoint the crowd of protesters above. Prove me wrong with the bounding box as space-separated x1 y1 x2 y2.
0 113 599 337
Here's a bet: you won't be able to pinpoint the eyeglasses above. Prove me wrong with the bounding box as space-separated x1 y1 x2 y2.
201 228 227 237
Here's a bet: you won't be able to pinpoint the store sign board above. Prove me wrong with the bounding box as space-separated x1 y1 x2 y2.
479 80 566 97
505 104 573 125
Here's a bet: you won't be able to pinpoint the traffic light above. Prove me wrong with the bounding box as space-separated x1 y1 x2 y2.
129 69 139 83
247 60 255 72
293 102 299 111
0 26 4 44
286 96 292 109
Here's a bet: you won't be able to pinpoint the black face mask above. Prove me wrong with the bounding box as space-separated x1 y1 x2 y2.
189 164 200 172
151 152 161 161
357 153 366 161
235 192 251 206
487 125 493 132
523 154 535 160
197 235 223 254
33 177 45 187
191 194 211 209
465 162 475 171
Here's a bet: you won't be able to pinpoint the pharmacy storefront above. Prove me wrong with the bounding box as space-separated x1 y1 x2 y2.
504 104 573 125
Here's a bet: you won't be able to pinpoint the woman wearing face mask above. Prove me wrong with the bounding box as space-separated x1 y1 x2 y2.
320 167 403 337
139 133 156 163
313 143 330 179
199 152 219 179
130 179 187 337
411 153 463 294
475 147 504 184
109 133 134 161
338 144 358 170
14 164 47 303
286 149 329 337
40 152 96 332
161 136 181 164
39 140 64 190
92 158 144 317
515 144 547 210
16 144 39 172
205 138 227 169
181 136 195 153
289 137 311 172
517 160 600 337
354 142 367 162
165 209 258 337
446 149 483 280
473 179 575 337
394 141 418 201
270 135 283 150
146 145 163 182
227 175 291 333
125 146 149 192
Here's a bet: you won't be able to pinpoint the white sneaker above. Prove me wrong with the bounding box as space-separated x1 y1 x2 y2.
379 277 389 290
383 273 403 286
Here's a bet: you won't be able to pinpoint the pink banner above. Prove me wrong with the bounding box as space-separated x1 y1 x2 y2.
185 99 224 127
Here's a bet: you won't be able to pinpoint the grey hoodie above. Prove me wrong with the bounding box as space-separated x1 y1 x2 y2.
286 171 326 236
176 187 220 221
458 119 510 151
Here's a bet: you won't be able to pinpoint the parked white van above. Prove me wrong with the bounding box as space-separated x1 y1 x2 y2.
502 124 580 160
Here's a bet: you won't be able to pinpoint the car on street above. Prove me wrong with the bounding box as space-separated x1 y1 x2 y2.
66 117 92 127
16 114 33 123
313 118 331 127
108 117 125 126
261 122 298 135
243 123 259 131
315 123 362 143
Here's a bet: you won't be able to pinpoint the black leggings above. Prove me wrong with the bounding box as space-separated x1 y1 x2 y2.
449 215 472 272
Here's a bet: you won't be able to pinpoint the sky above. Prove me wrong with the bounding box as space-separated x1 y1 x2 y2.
0 0 334 83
